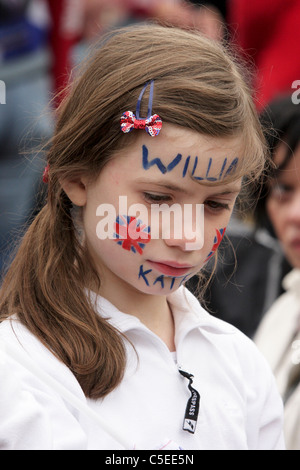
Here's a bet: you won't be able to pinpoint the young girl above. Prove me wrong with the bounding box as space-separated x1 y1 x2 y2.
0 24 285 450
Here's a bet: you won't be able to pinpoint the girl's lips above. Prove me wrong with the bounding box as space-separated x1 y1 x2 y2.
147 260 193 276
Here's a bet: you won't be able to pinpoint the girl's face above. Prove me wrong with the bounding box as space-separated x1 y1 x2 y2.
81 124 242 297
266 142 300 268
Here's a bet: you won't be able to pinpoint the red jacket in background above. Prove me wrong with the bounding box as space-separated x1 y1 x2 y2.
47 0 82 107
228 0 300 110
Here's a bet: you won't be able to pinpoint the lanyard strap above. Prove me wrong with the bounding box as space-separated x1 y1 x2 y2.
179 368 201 434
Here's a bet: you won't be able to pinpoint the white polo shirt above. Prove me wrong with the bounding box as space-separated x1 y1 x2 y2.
0 287 285 450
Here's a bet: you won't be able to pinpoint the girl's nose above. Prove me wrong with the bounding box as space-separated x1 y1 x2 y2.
162 205 204 252
164 232 198 251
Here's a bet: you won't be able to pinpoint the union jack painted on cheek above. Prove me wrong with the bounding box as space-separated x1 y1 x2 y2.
114 215 151 254
204 227 226 262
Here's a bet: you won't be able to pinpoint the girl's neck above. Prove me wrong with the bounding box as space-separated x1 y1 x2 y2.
96 278 176 352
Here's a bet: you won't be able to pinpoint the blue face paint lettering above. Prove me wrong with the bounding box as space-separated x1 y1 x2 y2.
142 145 239 181
182 156 190 177
142 145 167 173
138 264 152 286
218 157 227 180
153 275 165 288
224 157 239 178
142 145 182 174
205 158 217 182
191 156 199 177
167 153 182 172
139 264 191 289
192 155 238 181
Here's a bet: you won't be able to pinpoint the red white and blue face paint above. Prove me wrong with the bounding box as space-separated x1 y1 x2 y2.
137 227 227 291
204 227 226 262
83 120 241 298
114 215 151 255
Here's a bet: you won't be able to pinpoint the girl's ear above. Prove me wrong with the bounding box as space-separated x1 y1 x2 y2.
60 177 88 207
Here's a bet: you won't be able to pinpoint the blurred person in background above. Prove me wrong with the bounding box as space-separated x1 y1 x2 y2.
188 0 300 337
0 0 85 274
80 0 225 42
254 95 300 450
187 207 289 338
0 0 53 273
193 92 300 447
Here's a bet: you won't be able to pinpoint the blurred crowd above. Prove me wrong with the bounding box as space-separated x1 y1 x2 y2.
0 0 300 450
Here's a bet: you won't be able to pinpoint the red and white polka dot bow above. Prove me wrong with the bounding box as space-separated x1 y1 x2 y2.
120 111 162 137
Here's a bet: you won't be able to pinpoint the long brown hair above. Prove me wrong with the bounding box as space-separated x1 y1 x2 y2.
0 24 268 398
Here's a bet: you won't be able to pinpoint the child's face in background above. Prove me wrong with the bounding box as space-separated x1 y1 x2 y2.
82 124 242 297
266 142 300 268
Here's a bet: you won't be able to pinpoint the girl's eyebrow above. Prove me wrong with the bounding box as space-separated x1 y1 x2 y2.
212 187 242 196
135 178 241 195
135 178 190 194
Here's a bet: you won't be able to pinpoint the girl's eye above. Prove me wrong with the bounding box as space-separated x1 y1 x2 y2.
205 200 230 212
143 192 172 204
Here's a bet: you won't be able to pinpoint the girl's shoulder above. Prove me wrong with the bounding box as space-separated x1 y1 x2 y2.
0 316 84 399
0 317 92 450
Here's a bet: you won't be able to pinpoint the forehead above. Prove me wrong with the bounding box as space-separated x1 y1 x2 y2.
113 123 243 186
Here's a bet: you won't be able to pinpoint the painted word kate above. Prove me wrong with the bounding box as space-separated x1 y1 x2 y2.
142 144 239 180
139 264 190 289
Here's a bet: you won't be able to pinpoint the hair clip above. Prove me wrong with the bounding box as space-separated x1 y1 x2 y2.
120 80 162 137
42 164 49 183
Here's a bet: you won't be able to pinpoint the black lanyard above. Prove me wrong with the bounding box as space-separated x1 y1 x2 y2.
178 368 200 434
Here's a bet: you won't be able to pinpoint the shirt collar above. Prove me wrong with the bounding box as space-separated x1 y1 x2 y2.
87 286 234 338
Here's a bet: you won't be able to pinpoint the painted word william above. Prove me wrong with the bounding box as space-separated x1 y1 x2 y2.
142 144 239 180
